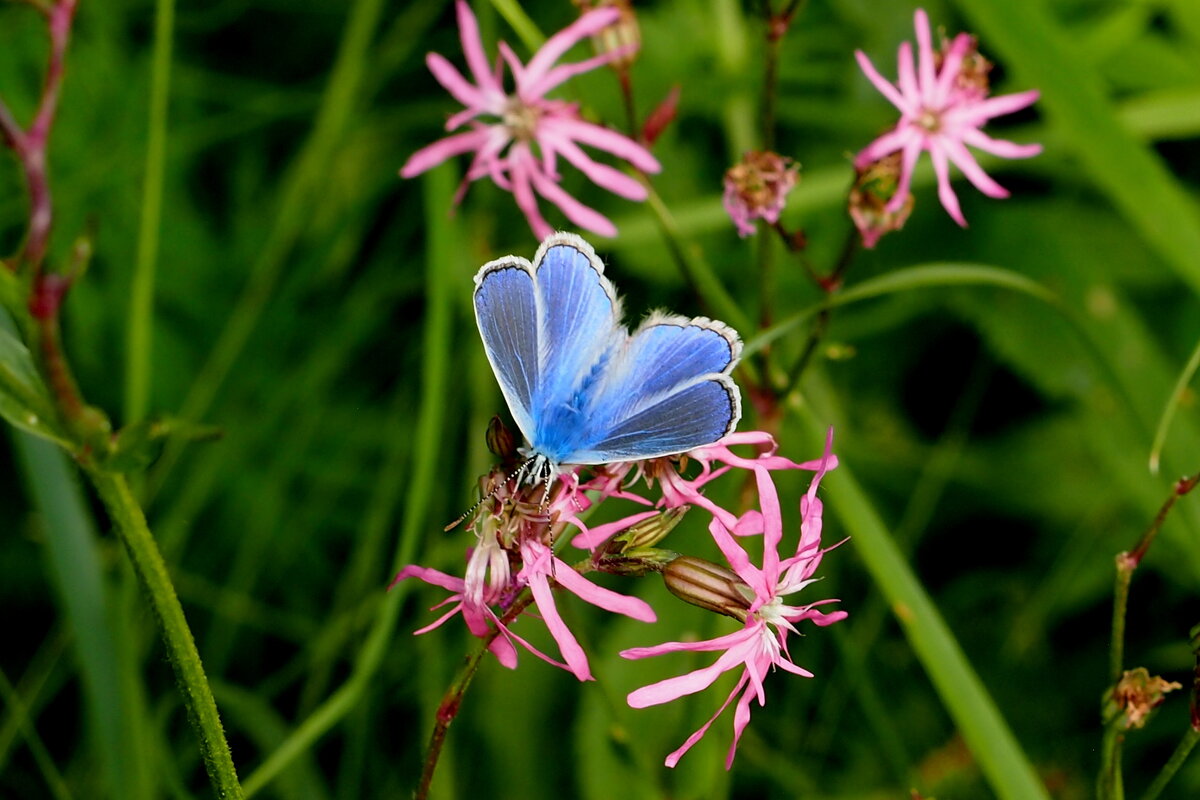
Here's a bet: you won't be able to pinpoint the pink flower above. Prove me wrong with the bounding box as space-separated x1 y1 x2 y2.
854 8 1041 226
400 0 660 238
393 467 656 680
620 430 846 768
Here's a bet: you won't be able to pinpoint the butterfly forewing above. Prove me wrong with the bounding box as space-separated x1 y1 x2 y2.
531 236 621 415
473 261 541 442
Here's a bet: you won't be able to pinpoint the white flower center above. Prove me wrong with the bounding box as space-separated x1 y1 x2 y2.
503 98 542 142
916 108 942 133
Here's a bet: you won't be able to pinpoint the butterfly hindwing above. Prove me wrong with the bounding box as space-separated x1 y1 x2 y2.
570 315 742 463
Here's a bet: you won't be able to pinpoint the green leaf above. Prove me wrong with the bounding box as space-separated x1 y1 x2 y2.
102 416 223 473
799 406 1051 800
954 0 1200 297
0 321 68 447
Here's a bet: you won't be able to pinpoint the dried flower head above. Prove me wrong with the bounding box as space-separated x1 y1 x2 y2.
723 150 800 237
1109 667 1182 730
848 152 915 249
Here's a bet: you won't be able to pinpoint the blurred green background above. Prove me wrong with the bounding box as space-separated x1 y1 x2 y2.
2 0 1199 797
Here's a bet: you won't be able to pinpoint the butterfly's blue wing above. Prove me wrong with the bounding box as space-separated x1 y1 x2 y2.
473 258 541 441
474 233 622 463
568 314 742 463
530 234 621 421
475 233 741 470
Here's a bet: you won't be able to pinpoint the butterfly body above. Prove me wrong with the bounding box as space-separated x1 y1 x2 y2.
473 233 742 482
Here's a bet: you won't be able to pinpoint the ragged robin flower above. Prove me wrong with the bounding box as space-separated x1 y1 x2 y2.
620 430 847 768
854 8 1041 227
400 0 660 238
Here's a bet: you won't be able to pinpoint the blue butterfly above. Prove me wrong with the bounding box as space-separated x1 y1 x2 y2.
473 232 742 487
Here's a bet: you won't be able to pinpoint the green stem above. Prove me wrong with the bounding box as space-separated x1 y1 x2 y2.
86 469 243 799
1098 721 1125 800
125 0 174 426
643 182 752 336
1110 558 1134 682
1140 728 1200 800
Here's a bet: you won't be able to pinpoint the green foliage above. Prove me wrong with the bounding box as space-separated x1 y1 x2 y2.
2 0 1200 798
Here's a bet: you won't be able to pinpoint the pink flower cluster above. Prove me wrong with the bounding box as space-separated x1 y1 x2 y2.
395 429 845 767
854 8 1041 229
400 1 660 239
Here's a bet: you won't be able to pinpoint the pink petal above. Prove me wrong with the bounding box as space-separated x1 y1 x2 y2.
553 557 657 622
498 41 527 88
914 8 936 105
960 127 1042 159
621 627 757 660
507 149 555 239
522 46 635 100
941 136 1009 198
570 510 659 550
854 126 914 169
400 127 492 178
754 465 783 575
932 33 973 109
522 6 620 91
426 52 488 114
526 164 618 237
454 0 503 98
625 638 755 708
391 564 465 593
896 41 918 102
773 656 815 678
543 116 661 173
928 140 967 226
855 50 910 114
541 131 647 199
664 675 747 768
488 636 520 669
953 89 1040 124
884 138 923 217
413 604 465 636
724 681 757 769
709 517 760 591
528 572 593 681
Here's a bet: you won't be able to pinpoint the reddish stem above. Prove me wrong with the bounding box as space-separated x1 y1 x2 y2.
1 0 78 275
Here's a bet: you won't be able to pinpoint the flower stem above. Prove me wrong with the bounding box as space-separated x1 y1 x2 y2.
415 592 536 800
1140 728 1200 800
642 181 752 337
1098 720 1126 800
86 469 244 799
1110 471 1200 680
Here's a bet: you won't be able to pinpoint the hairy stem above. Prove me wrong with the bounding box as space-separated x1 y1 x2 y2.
87 469 244 799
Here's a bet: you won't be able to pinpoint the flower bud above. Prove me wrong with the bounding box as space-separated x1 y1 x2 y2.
581 0 640 71
486 415 518 461
848 152 913 249
663 556 753 622
593 508 688 576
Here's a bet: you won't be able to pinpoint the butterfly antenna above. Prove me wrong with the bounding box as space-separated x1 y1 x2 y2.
443 456 539 532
